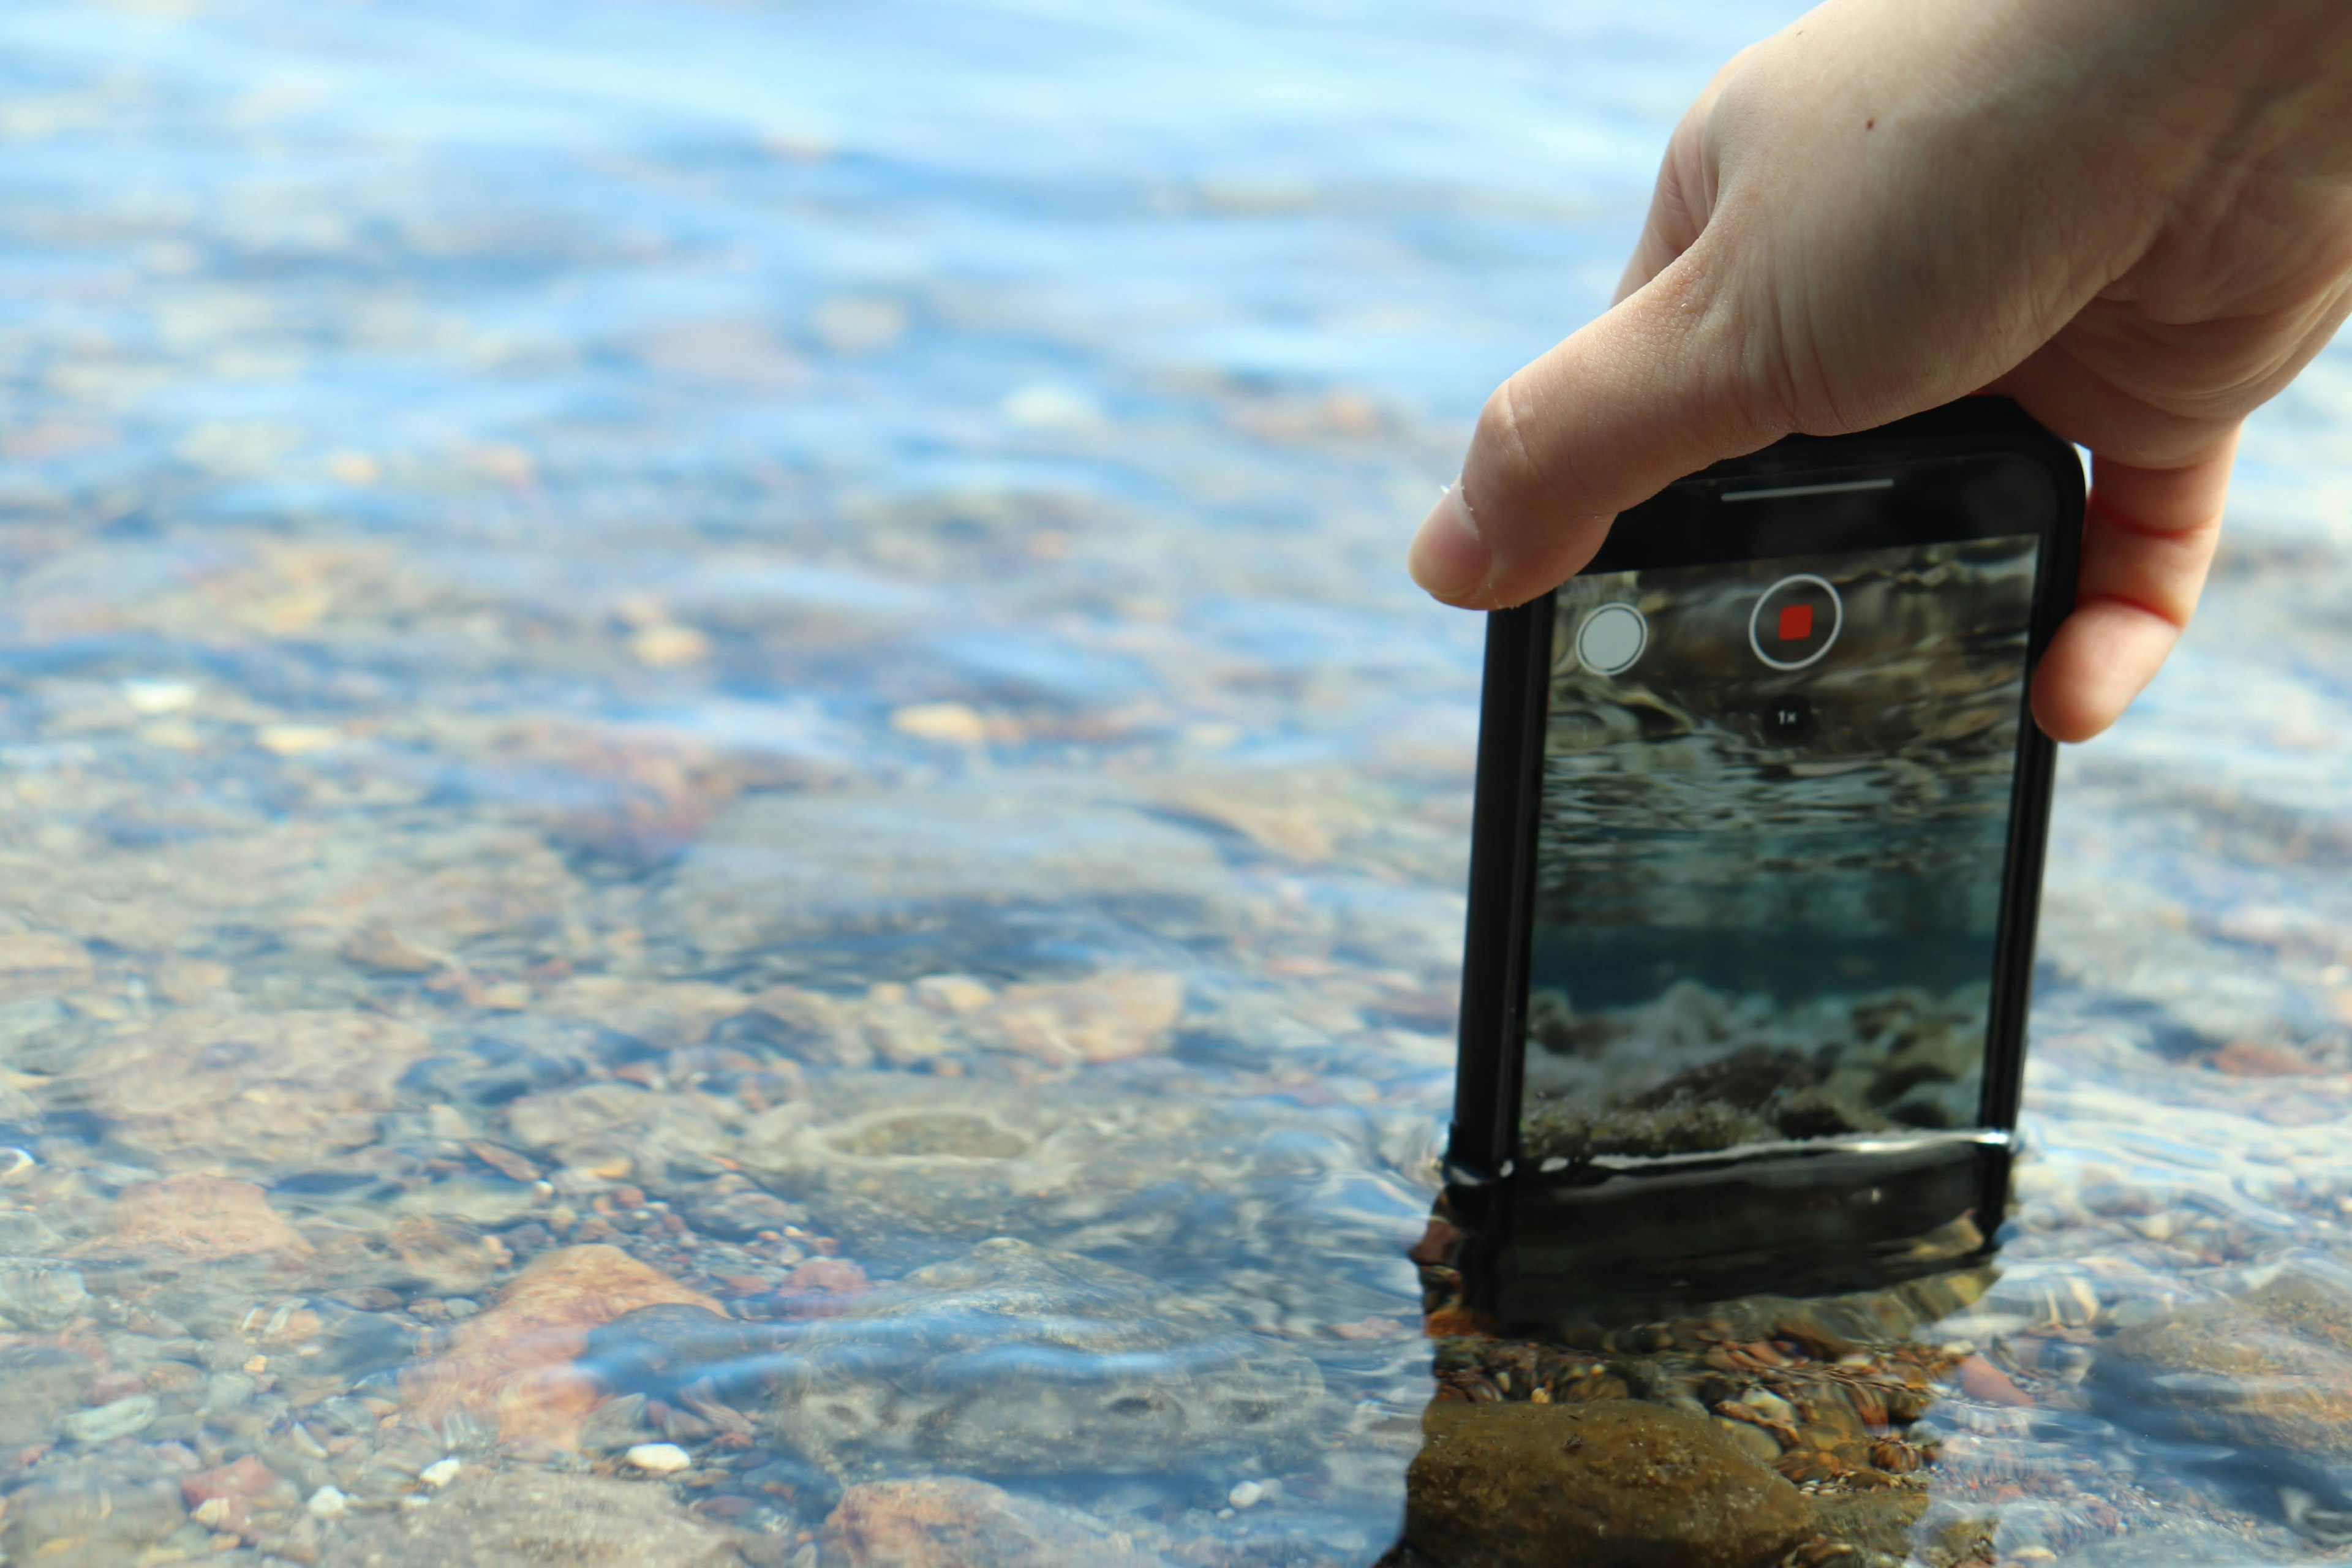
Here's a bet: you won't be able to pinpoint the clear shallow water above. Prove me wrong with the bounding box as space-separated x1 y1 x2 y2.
0 0 2344 1564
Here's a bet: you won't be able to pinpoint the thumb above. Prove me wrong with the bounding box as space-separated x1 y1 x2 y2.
1406 255 1785 609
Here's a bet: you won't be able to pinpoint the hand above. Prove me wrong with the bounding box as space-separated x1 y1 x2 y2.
1408 0 2352 740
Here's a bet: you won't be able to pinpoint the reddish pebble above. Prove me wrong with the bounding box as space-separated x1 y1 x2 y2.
1956 1354 2033 1407
83 1371 146 1405
183 1455 298 1533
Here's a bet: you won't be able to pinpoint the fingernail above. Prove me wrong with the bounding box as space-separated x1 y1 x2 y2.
1409 483 1491 604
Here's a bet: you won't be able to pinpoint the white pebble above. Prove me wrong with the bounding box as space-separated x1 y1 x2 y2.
418 1457 462 1489
306 1485 349 1520
627 1442 693 1475
1227 1480 1264 1510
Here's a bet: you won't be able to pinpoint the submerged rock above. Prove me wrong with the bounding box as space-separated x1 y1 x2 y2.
0 1344 94 1447
322 1469 748 1567
60 1393 157 1444
75 1009 432 1171
0 1261 90 1328
735 1072 1418 1272
2097 1265 2352 1536
401 1243 722 1448
648 783 1231 963
821 1477 1167 1567
771 1237 1325 1476
502 1080 742 1189
1 1463 185 1566
83 1174 312 1263
1402 1399 1818 1568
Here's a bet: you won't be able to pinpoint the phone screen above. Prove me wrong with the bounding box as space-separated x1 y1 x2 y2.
1519 528 2040 1172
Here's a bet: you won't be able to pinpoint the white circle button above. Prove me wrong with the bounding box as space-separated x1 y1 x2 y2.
1575 603 1648 676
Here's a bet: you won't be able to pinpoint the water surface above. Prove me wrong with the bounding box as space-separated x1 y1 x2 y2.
0 0 2347 1563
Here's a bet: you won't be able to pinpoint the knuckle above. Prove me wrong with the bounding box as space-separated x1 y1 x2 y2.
1472 379 1571 519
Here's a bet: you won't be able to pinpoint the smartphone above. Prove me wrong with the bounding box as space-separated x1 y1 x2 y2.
1444 398 2083 1323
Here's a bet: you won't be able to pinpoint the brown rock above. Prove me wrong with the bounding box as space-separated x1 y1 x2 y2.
400 1244 721 1447
1404 1399 1818 1568
181 1455 298 1537
388 1215 500 1296
502 1080 741 1187
538 975 747 1049
820 1477 1164 1567
341 924 444 975
74 1009 431 1170
323 1469 747 1567
1158 786 1340 862
2209 1040 2325 1077
989 971 1185 1065
2098 1267 2352 1460
2 1464 184 1566
1954 1355 2032 1408
740 986 873 1068
82 1175 312 1263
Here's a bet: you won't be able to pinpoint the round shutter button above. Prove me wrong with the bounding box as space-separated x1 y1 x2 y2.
1575 603 1648 675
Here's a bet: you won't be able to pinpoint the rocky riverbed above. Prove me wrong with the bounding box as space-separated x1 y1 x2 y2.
0 0 2345 1562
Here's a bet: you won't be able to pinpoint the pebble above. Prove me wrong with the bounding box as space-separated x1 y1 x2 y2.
627 1442 693 1474
331 1469 748 1567
89 1174 312 1262
0 1262 91 1329
821 1477 1165 1567
61 1393 158 1444
2 1464 185 1565
771 1236 1325 1476
307 1485 350 1520
420 1457 463 1488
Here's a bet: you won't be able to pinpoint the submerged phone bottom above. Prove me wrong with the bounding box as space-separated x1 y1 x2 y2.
1451 1134 2011 1328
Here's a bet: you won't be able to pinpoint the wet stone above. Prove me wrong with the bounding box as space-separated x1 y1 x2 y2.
401 1243 723 1448
734 1072 1406 1267
74 1009 432 1171
387 1213 503 1296
649 783 1231 962
0 1259 89 1327
2 1463 186 1565
86 1173 312 1262
821 1476 1167 1567
684 1179 804 1240
770 1236 1325 1477
183 1453 301 1535
61 1392 157 1444
0 1206 69 1253
2097 1265 2352 1527
502 1080 741 1188
0 1343 94 1446
320 1468 751 1567
1402 1399 1819 1568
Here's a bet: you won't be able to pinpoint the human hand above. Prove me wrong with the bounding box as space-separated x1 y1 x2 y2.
1408 0 2352 740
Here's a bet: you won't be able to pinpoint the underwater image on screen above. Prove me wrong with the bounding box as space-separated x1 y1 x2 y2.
1519 535 2041 1166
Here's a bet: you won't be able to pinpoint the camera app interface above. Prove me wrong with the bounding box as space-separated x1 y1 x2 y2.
1520 533 2040 1168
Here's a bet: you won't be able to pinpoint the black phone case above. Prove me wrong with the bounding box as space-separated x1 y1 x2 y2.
1443 398 2085 1323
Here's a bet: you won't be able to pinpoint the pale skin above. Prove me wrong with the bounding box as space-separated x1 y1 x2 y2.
1407 0 2352 741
